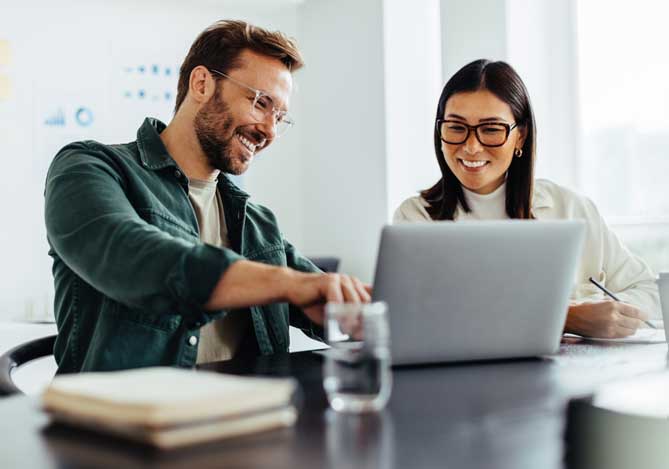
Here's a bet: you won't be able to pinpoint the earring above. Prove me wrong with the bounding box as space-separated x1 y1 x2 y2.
513 148 523 158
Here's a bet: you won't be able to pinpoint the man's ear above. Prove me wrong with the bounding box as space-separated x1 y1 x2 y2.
188 66 216 105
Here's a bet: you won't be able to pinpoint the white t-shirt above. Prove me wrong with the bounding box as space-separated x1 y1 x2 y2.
188 178 248 364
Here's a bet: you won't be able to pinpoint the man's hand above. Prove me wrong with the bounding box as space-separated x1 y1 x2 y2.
205 260 372 326
565 300 648 338
283 271 372 325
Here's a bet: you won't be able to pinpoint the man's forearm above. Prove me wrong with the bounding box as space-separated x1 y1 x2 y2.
203 260 301 310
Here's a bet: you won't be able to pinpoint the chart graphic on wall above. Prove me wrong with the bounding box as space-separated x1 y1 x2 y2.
31 55 181 167
42 105 95 128
111 51 180 138
120 63 179 103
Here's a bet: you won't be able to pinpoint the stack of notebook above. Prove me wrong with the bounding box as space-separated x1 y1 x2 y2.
41 367 297 449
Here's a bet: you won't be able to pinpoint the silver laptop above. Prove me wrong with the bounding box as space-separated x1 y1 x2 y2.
371 220 585 365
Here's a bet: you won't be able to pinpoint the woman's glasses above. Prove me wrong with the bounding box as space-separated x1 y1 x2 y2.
436 119 518 147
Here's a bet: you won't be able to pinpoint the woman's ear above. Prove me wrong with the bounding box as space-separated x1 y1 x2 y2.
516 125 528 149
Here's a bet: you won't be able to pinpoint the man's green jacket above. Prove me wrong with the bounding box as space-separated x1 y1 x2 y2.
44 118 323 373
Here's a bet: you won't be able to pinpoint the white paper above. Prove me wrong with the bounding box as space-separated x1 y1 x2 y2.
567 321 666 344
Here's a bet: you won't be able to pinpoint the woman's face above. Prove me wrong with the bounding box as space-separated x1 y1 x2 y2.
440 89 526 195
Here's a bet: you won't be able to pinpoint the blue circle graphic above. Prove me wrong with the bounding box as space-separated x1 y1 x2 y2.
75 107 94 127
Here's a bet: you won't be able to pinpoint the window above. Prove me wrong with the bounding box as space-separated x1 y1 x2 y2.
576 0 669 273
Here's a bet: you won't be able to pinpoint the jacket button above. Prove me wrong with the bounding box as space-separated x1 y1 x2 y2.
175 170 182 179
188 335 198 346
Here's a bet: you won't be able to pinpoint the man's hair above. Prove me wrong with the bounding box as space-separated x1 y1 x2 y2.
175 20 304 112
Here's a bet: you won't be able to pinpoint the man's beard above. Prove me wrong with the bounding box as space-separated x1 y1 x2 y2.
193 88 240 175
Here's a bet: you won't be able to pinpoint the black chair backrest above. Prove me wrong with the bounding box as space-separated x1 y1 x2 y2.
308 256 340 273
0 335 57 396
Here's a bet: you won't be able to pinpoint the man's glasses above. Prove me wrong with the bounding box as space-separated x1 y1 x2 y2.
436 119 518 147
209 68 294 137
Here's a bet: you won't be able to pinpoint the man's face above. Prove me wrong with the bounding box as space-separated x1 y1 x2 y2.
193 49 293 175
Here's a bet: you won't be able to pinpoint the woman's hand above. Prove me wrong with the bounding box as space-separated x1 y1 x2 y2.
564 300 648 338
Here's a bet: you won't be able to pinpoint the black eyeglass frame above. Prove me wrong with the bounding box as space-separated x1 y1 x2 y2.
436 119 519 148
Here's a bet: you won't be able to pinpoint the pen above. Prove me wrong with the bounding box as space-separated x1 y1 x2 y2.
588 276 657 329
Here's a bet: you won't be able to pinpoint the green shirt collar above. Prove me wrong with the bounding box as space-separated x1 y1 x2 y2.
137 117 250 199
137 117 179 170
218 174 250 200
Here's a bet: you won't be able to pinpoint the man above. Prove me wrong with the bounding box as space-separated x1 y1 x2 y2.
45 20 370 373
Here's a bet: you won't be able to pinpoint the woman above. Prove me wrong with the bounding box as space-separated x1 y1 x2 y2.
393 59 659 339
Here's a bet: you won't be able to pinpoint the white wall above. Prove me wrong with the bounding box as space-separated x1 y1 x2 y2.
440 0 507 79
294 0 445 283
383 0 443 221
297 0 388 283
439 0 580 188
506 0 580 188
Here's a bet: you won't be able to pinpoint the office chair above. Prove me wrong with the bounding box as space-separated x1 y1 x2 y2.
308 256 340 273
0 334 57 397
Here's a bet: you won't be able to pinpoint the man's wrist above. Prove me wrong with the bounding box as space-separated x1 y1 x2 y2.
274 266 301 303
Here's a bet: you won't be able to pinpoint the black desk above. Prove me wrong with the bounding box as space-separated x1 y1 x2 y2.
1 338 668 469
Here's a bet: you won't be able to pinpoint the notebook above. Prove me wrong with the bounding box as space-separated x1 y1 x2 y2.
41 367 297 448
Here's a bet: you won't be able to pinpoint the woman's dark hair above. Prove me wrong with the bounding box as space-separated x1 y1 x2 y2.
421 59 536 220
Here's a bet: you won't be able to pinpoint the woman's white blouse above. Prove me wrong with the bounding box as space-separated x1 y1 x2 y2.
393 178 661 318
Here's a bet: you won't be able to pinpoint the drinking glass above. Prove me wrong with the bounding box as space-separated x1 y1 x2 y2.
323 302 392 413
